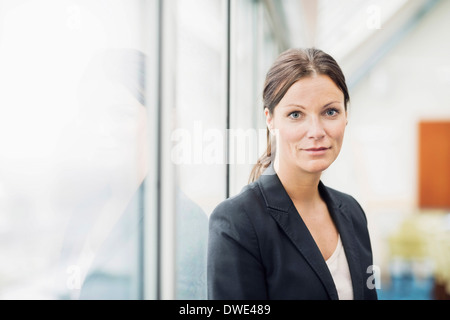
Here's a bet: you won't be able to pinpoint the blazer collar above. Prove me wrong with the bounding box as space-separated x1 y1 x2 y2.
257 163 343 212
257 165 363 300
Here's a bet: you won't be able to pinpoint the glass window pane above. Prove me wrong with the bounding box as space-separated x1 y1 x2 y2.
173 0 227 300
0 0 149 299
229 0 280 196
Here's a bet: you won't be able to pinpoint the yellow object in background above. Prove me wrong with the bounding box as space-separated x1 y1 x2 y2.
387 212 450 299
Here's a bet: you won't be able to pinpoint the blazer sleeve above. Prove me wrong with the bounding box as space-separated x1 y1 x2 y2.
207 198 268 300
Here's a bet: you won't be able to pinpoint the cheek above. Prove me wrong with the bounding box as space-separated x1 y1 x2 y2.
273 118 303 142
277 126 305 147
327 121 346 145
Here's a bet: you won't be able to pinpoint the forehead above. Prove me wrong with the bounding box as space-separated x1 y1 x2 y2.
278 75 344 108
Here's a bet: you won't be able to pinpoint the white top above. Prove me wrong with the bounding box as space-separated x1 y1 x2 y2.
325 235 354 300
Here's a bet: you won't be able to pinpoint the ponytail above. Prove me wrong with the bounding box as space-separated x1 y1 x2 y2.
248 128 275 183
248 48 349 184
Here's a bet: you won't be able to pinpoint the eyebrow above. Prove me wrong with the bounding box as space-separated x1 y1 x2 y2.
283 101 342 109
284 103 306 110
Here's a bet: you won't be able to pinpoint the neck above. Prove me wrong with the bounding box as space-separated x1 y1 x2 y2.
273 157 322 206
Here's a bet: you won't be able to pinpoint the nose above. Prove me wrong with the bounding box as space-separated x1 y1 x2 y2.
306 116 326 140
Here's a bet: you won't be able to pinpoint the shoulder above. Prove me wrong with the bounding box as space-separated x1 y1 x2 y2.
208 181 266 255
210 181 264 223
209 180 271 239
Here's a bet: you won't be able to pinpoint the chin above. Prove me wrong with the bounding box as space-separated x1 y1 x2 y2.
297 159 333 174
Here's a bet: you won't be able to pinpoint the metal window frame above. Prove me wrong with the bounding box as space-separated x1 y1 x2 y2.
141 0 164 300
142 0 291 300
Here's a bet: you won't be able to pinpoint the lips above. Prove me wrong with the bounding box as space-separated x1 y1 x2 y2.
304 147 330 151
301 147 331 156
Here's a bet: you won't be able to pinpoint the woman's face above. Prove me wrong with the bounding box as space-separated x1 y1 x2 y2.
265 74 347 175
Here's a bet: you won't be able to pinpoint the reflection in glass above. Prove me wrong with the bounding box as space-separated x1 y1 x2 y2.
173 0 227 299
0 1 146 299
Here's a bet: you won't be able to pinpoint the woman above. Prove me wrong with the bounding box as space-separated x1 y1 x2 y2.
207 48 378 300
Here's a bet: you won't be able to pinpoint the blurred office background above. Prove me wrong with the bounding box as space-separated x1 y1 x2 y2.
0 0 449 300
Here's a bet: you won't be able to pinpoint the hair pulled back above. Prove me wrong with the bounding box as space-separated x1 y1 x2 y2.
248 48 349 183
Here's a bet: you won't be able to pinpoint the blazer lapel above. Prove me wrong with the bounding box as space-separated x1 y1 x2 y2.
320 184 364 300
258 168 339 300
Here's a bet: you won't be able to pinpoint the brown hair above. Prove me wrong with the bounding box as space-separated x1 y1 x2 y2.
248 48 350 183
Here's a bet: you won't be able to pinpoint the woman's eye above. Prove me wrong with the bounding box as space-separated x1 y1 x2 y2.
325 108 339 117
289 112 301 119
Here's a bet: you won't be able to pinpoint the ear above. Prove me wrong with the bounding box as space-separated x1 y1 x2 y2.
264 108 273 133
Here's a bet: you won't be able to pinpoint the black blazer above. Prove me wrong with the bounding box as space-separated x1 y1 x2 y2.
207 167 378 300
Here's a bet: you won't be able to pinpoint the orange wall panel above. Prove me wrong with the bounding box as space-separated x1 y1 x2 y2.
418 121 450 209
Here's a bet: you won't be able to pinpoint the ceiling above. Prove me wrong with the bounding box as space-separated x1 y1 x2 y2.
265 0 441 89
